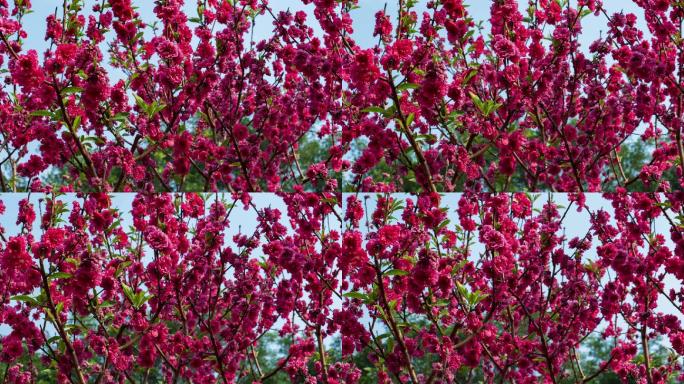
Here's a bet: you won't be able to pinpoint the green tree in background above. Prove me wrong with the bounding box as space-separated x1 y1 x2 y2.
344 137 682 193
39 124 340 192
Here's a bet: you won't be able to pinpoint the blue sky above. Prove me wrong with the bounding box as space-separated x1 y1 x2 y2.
20 0 646 60
0 193 291 238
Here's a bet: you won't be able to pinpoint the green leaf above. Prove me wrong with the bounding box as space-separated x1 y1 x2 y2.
396 82 420 92
132 292 151 309
405 113 415 127
584 260 600 277
343 292 368 300
61 86 83 95
121 283 135 303
483 101 502 117
438 219 451 230
30 110 52 117
46 335 62 344
150 101 166 117
463 30 475 43
469 92 483 111
320 196 338 205
134 94 166 118
434 298 450 307
121 282 151 309
415 134 437 143
133 94 147 111
106 219 121 233
72 115 81 130
65 258 80 266
11 295 39 305
462 69 477 85
111 112 129 122
469 92 501 116
385 269 409 276
469 291 488 306
456 282 468 297
49 272 73 280
361 106 385 114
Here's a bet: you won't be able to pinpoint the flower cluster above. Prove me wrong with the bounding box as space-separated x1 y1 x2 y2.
343 0 684 192
0 192 343 383
1 0 684 383
342 192 684 383
1 190 683 383
0 0 682 193
0 0 347 192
